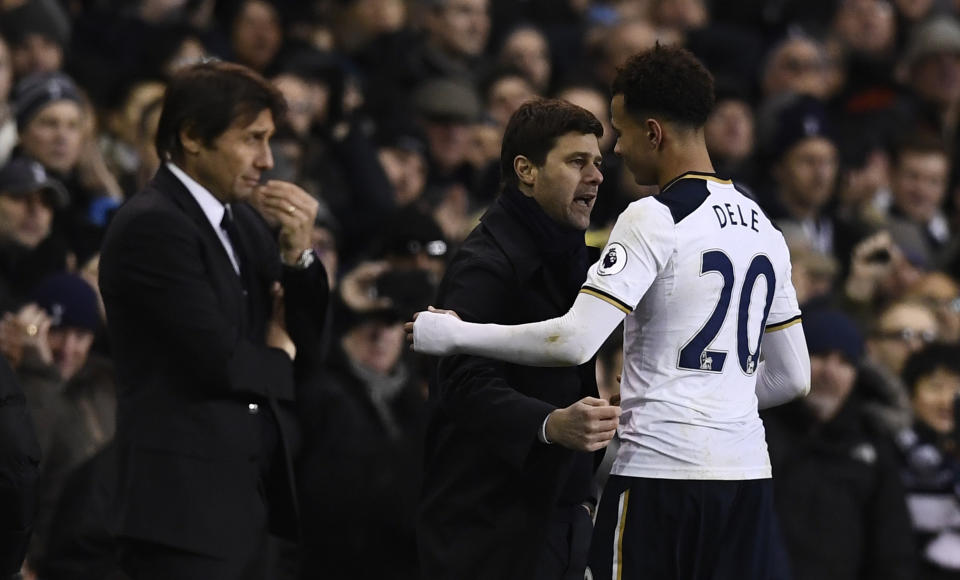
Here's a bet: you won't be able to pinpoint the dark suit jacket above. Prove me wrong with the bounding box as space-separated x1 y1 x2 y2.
98 165 327 558
418 197 600 580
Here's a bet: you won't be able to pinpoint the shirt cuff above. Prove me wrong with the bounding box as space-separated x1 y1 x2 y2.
538 412 553 445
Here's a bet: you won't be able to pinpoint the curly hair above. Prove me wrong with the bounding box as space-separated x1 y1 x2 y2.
612 44 715 128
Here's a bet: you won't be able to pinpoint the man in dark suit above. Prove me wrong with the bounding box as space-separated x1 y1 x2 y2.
98 61 327 579
417 99 620 580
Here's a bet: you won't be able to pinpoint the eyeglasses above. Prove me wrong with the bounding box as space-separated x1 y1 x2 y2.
873 328 937 344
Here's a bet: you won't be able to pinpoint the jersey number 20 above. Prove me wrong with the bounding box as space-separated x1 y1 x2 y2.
678 250 775 375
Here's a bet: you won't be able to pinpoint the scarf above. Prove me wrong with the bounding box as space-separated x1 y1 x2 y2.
498 184 589 297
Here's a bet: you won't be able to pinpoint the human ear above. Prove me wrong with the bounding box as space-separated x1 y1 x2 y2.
179 124 201 156
646 119 663 150
514 155 537 186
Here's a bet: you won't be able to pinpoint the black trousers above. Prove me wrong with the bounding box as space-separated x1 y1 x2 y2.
588 476 791 580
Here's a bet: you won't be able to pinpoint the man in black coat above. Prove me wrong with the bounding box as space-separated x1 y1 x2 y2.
0 354 40 579
762 308 914 580
417 99 620 580
98 61 327 579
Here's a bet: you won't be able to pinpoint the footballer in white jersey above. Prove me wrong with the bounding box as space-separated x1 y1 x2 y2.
581 172 801 481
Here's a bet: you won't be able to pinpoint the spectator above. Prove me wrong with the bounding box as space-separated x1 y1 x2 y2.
0 354 41 580
482 67 538 130
12 71 123 248
761 32 835 100
99 79 166 196
297 303 427 579
898 343 960 579
418 0 491 81
763 308 915 580
22 272 112 569
899 16 960 160
1 0 69 79
704 81 758 187
832 0 899 60
498 24 553 93
885 133 952 267
376 121 429 208
585 18 678 90
228 0 283 74
759 93 841 256
0 156 69 311
859 298 938 433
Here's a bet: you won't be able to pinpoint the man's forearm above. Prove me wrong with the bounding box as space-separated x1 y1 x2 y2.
414 292 625 367
755 323 811 409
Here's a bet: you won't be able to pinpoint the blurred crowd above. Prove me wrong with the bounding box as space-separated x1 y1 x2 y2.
2 0 960 578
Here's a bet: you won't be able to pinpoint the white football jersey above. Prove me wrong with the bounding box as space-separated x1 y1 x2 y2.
582 173 801 480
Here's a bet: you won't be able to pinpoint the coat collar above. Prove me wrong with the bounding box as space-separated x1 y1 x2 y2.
149 163 212 229
480 195 543 282
479 195 599 310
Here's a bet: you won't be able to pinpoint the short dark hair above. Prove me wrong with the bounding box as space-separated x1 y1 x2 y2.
612 44 715 128
892 131 948 167
902 342 960 393
500 98 602 190
155 60 286 163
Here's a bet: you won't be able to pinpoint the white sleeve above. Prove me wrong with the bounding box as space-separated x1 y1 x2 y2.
754 322 810 409
412 291 626 367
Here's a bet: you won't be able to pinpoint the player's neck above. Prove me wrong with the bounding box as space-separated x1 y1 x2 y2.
657 146 715 190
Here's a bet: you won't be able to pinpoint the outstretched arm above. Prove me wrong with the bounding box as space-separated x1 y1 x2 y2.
410 291 626 367
754 322 810 409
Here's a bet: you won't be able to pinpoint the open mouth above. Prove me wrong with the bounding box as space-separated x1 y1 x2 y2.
574 194 596 208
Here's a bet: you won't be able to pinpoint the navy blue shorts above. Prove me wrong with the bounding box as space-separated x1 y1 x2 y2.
587 476 791 580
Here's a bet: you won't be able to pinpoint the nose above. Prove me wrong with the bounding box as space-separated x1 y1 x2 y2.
614 140 622 157
256 142 274 171
585 162 603 185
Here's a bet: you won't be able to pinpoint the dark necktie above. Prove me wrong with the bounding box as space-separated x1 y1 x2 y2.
220 205 248 286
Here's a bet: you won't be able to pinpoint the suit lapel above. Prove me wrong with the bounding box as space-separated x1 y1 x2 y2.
151 166 250 325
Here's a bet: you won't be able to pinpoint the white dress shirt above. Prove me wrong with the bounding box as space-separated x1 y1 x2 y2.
166 162 241 275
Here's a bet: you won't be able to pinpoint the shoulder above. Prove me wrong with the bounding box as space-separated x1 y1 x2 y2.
653 177 712 224
610 198 676 251
443 228 514 290
105 189 186 239
621 196 675 228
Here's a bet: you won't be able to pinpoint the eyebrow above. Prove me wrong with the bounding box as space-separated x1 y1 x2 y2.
567 151 603 163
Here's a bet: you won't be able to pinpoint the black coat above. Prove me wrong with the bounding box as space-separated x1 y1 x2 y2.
763 397 915 580
0 355 41 575
297 349 427 580
418 197 600 580
98 165 328 559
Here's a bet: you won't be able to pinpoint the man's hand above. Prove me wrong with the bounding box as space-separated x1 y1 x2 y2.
265 282 296 360
253 180 319 265
0 305 53 369
845 231 895 302
545 397 621 452
404 306 461 354
340 261 393 312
